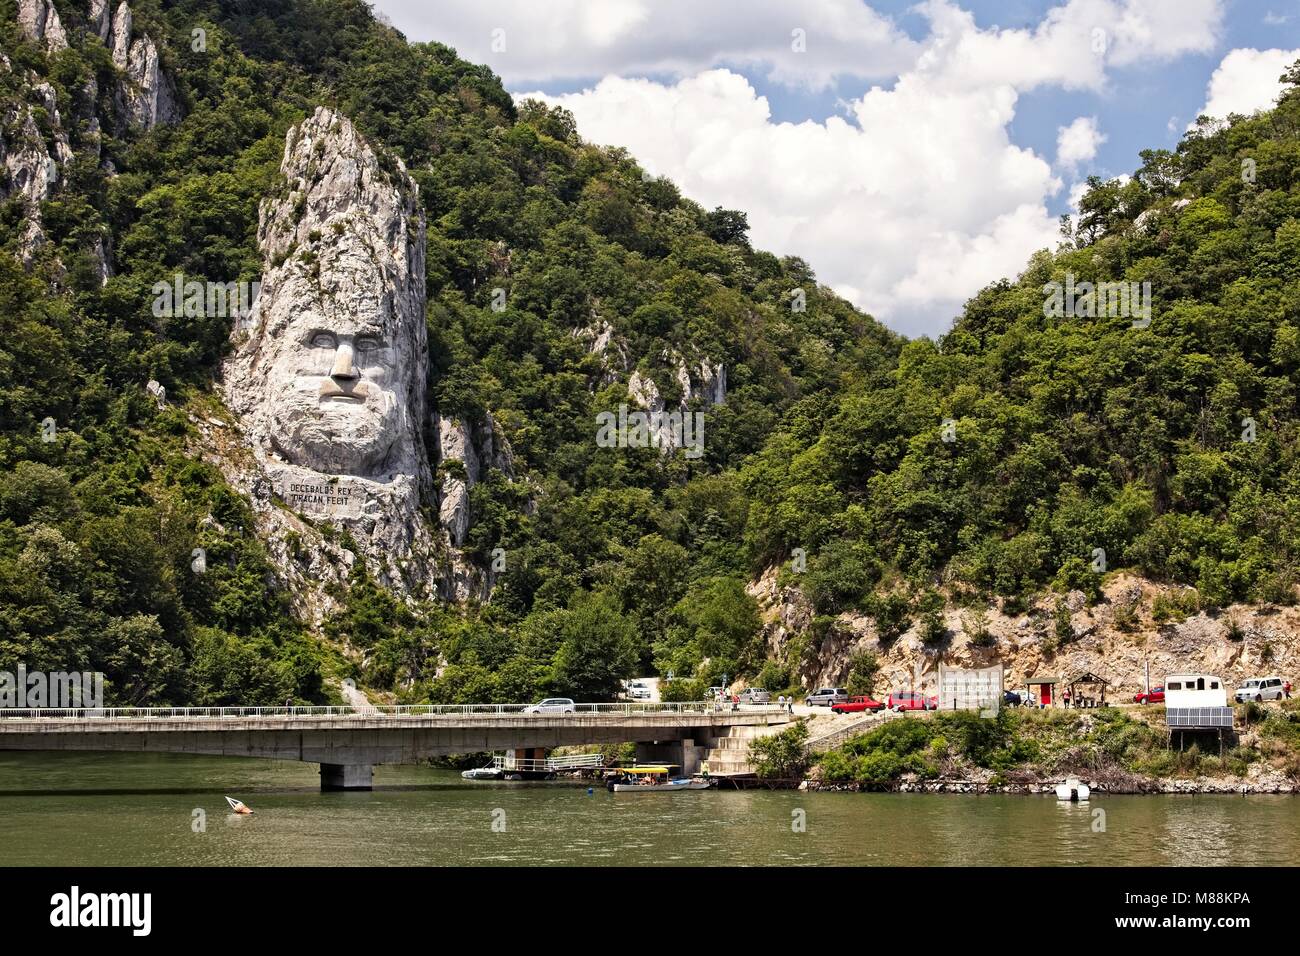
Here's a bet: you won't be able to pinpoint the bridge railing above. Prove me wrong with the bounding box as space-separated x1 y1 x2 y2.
0 702 787 720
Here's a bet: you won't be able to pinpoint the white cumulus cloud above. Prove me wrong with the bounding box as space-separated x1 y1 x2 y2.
1198 47 1300 119
1057 116 1106 170
374 0 918 89
374 0 1229 336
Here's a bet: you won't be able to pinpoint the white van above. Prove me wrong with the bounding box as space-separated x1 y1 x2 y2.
1234 676 1291 703
1164 674 1226 708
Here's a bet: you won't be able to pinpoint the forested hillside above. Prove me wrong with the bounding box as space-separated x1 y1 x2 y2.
2 0 1297 707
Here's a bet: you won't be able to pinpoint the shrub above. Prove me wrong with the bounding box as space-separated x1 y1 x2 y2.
756 662 790 692
845 651 879 696
749 722 811 779
865 591 912 643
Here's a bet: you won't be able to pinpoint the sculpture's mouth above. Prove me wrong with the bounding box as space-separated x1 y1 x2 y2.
319 380 369 404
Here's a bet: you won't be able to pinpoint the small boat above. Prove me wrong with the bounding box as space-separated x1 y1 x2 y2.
225 796 253 814
1054 777 1090 801
461 766 504 781
606 766 714 792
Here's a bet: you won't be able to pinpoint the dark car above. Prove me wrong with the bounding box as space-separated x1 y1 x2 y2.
1004 690 1024 707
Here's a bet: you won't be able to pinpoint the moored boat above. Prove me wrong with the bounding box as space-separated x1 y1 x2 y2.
606 765 714 792
1054 777 1090 801
225 796 253 814
461 766 504 780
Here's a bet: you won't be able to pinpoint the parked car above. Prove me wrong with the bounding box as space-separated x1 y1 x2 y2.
888 691 938 712
738 687 771 703
805 687 849 707
831 695 886 714
1003 690 1024 707
1134 686 1165 704
1235 677 1291 703
705 686 726 700
625 681 651 700
523 698 576 715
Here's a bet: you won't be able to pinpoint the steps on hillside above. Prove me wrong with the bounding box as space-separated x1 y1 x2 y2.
698 721 791 776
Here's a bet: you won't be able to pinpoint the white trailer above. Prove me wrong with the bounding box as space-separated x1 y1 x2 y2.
1164 674 1227 708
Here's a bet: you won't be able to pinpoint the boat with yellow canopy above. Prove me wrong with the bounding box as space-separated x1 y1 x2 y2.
605 765 713 792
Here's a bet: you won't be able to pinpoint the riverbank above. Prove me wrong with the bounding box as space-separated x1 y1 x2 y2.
780 699 1300 795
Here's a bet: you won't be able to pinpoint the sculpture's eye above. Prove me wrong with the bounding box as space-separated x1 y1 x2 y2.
310 332 336 350
354 336 381 359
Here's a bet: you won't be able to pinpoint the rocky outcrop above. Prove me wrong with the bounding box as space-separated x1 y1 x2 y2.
89 0 113 41
0 62 65 264
437 412 515 547
215 107 514 619
625 354 726 455
750 568 1300 700
220 108 443 621
17 0 68 52
574 319 630 384
104 3 181 129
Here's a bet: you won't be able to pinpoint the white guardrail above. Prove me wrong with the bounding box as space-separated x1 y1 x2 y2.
0 702 786 720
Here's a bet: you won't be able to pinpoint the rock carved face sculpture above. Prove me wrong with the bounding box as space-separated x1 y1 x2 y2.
226 108 427 484
261 287 408 477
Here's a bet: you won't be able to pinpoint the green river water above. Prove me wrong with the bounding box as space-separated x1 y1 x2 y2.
0 752 1295 866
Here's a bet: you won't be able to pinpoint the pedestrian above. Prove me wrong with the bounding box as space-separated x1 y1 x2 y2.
787 697 794 715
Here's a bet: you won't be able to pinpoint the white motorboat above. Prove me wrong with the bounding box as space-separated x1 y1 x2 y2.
1054 777 1091 801
461 766 504 780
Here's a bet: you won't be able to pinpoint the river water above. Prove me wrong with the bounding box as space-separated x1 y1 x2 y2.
0 753 1295 866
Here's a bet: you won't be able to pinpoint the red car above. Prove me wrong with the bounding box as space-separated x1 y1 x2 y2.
1134 686 1165 704
888 691 938 712
831 695 887 714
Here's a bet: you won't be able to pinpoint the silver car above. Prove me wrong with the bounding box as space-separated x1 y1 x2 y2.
805 687 849 707
523 697 576 714
1234 677 1290 702
739 687 771 703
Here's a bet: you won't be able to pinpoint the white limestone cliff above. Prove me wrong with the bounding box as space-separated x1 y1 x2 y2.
17 0 68 52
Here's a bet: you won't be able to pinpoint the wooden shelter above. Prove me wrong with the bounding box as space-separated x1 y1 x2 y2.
1064 671 1110 708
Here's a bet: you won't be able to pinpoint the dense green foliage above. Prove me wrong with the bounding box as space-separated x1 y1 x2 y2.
754 85 1300 619
816 705 1290 787
748 721 810 779
3 1 1298 705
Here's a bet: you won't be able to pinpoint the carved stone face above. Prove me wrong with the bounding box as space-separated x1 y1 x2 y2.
225 107 427 486
262 302 408 477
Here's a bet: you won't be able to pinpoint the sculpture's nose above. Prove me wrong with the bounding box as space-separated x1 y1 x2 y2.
330 341 358 381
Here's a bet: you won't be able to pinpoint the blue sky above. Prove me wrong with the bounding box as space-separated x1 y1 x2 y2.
376 0 1300 336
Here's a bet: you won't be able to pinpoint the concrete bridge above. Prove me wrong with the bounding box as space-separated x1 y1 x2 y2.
0 703 792 789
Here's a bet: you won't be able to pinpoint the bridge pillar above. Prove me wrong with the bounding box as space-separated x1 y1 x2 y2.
634 739 701 775
320 763 373 791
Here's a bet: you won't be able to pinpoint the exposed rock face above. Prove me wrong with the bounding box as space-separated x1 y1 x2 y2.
437 413 515 547
222 108 442 615
749 569 1300 700
17 0 68 52
105 3 181 129
89 0 112 41
625 354 725 454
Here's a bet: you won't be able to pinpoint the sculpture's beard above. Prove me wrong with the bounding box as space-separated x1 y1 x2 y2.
267 375 404 477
